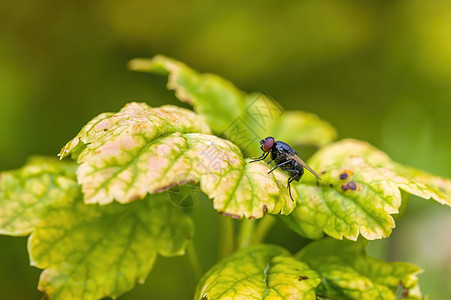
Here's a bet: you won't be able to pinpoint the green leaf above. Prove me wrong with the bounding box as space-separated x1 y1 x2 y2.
284 139 451 240
29 192 193 300
0 156 195 299
60 102 293 219
195 244 321 300
0 156 78 236
129 55 336 155
297 238 423 300
267 110 337 148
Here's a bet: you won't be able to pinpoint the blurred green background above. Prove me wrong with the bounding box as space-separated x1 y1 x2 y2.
1 0 450 299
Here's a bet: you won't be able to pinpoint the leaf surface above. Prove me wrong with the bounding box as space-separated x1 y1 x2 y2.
297 238 422 300
0 157 78 235
129 55 336 154
195 245 321 300
60 102 293 219
29 192 193 300
284 139 451 240
0 156 195 300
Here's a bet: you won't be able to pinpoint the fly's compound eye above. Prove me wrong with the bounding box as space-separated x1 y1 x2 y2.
262 137 274 152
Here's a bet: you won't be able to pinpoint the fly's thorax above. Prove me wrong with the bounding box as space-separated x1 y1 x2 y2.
271 141 295 164
274 141 296 154
270 149 278 162
271 148 288 165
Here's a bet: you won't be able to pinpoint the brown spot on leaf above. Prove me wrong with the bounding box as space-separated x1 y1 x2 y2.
347 181 357 190
262 204 268 215
339 168 354 180
341 181 359 191
298 275 309 281
153 180 195 193
219 212 242 220
396 281 409 300
94 119 111 132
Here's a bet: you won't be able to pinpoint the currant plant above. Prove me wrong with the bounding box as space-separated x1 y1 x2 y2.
1 55 449 300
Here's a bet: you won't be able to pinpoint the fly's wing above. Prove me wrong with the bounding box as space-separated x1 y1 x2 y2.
289 154 322 180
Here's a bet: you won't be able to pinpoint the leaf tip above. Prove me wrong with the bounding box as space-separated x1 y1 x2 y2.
128 58 152 72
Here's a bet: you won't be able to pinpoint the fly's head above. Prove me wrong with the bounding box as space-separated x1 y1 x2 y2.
260 136 275 153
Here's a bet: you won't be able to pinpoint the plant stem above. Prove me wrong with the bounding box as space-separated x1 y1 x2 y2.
218 216 235 259
186 240 202 282
237 218 255 249
252 215 276 244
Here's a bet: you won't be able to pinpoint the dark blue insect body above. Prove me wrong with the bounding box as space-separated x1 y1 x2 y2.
250 137 320 201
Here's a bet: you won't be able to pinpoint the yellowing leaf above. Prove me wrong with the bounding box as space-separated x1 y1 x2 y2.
129 55 336 155
195 245 321 300
60 102 293 219
29 192 193 300
59 102 211 161
284 139 451 240
297 238 423 300
0 157 78 236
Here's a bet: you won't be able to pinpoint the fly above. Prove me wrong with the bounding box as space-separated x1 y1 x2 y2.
249 136 321 201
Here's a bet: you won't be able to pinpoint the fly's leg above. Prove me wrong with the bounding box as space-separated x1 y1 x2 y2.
267 160 293 174
249 151 270 163
284 168 301 201
287 175 297 201
266 159 274 165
